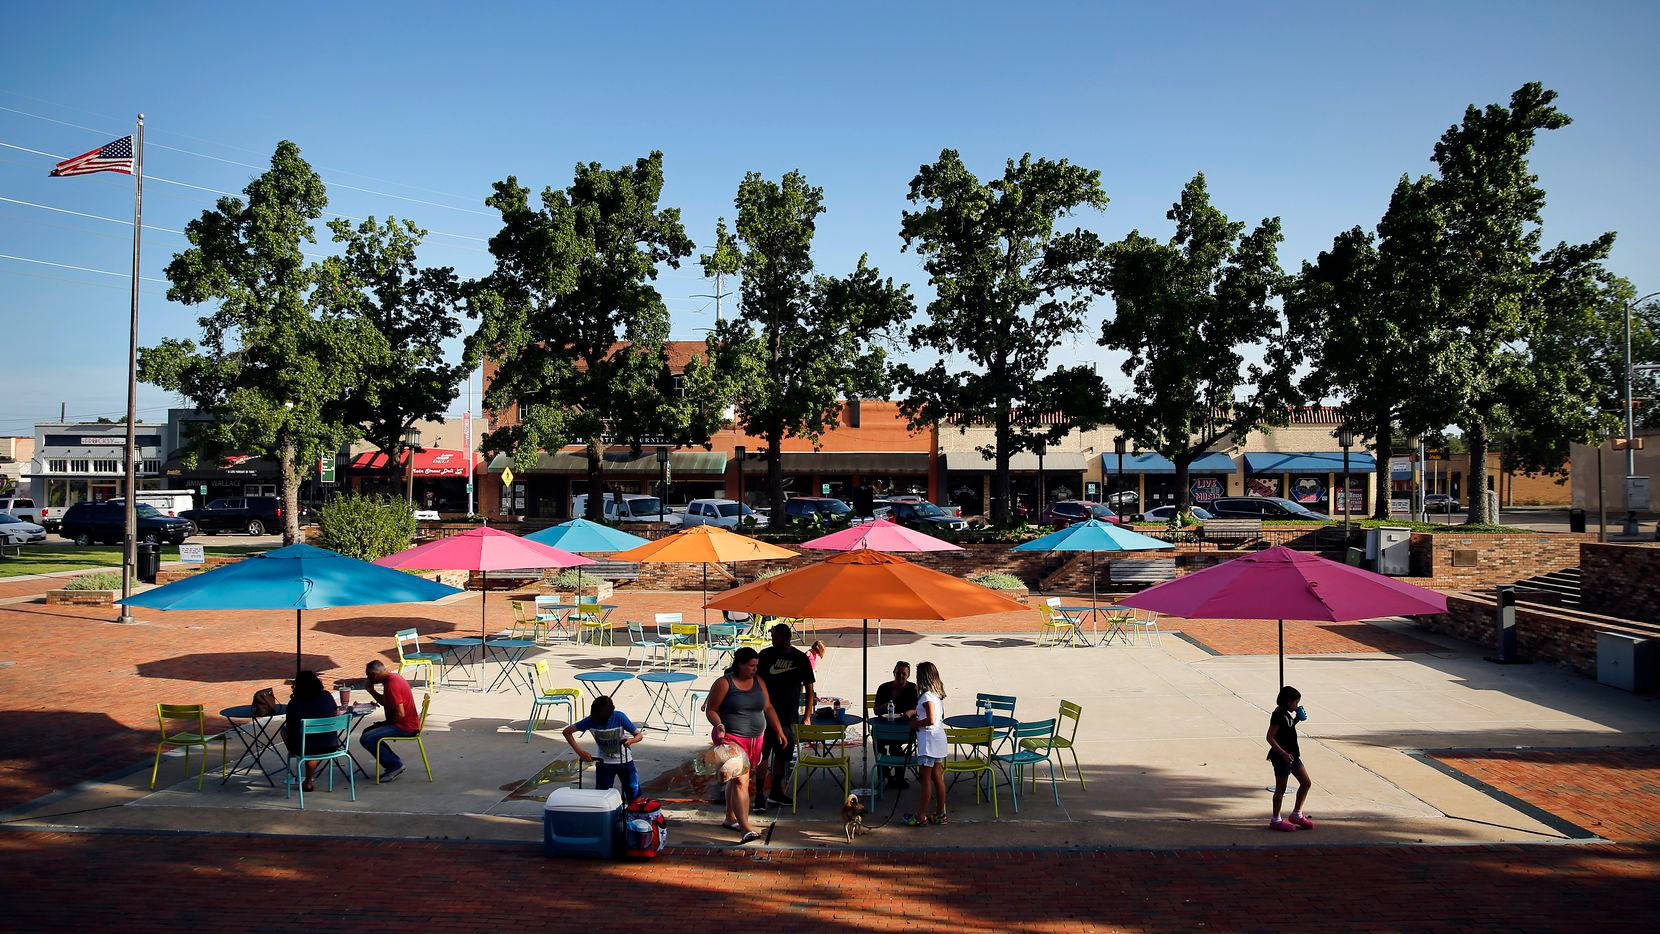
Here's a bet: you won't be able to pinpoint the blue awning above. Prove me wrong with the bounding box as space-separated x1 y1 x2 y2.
1244 451 1377 473
1106 452 1237 474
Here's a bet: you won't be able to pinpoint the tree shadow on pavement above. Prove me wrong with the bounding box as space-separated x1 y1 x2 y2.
311 616 460 639
135 652 337 683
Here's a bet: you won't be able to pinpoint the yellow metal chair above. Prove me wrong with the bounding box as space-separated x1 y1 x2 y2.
1020 700 1085 787
575 602 612 646
667 623 705 670
1036 598 1080 647
395 628 444 688
509 600 544 642
791 724 851 812
150 703 226 790
522 661 585 741
374 694 434 784
943 725 1000 817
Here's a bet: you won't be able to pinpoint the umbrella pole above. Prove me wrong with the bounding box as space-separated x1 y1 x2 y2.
1278 619 1284 688
702 563 709 626
295 609 302 679
862 617 869 787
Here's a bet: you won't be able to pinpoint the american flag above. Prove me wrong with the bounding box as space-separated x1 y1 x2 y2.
50 136 134 177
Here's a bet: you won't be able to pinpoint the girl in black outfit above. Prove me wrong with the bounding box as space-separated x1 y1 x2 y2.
1266 685 1314 831
284 670 340 793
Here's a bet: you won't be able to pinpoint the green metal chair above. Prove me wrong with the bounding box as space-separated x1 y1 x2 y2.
375 694 434 783
150 703 226 790
286 714 355 809
395 628 445 688
943 725 1000 818
866 720 917 801
993 718 1061 811
522 661 583 742
1020 700 1086 788
791 724 851 812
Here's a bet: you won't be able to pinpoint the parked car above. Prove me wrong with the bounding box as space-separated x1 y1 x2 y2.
1139 505 1214 523
879 499 969 532
569 493 683 525
0 513 47 546
0 496 43 527
682 498 768 530
59 500 194 545
180 496 283 535
781 496 854 522
1207 497 1328 521
1040 500 1125 527
1424 493 1460 513
1105 490 1139 509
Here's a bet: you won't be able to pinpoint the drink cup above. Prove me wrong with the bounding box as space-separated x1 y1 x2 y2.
339 686 351 706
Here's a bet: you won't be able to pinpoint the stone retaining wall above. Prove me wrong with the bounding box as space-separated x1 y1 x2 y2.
1420 532 1597 590
1415 591 1660 678
1580 542 1660 623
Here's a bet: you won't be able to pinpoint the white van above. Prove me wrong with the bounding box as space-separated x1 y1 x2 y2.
110 490 198 518
569 493 681 525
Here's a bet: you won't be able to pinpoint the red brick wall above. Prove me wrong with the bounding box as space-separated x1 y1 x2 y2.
1413 592 1604 677
1580 542 1660 623
1420 532 1597 589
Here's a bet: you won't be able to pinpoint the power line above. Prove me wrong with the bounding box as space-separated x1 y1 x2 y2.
0 252 168 283
0 194 331 257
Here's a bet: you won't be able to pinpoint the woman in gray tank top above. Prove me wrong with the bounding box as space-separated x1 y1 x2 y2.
705 647 785 843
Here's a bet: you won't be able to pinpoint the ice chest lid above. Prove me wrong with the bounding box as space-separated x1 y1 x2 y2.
544 787 623 812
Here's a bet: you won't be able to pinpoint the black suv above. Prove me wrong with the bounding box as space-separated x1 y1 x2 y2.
181 496 283 535
59 501 194 545
1207 496 1328 521
877 499 970 532
781 496 853 522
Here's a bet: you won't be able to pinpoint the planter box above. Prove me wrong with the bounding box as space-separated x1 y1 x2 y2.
46 589 115 606
544 580 614 601
978 586 1029 603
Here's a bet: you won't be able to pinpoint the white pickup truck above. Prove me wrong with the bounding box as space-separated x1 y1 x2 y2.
0 496 44 527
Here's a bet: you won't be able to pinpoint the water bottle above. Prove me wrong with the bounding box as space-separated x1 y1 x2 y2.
886 701 895 720
979 700 992 727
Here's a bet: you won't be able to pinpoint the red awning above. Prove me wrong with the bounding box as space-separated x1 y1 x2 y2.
348 448 480 478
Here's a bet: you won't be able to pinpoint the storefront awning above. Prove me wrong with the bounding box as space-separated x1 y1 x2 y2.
486 450 728 476
740 452 932 474
947 451 1087 472
349 448 482 478
1106 452 1237 474
163 453 279 479
1244 451 1378 473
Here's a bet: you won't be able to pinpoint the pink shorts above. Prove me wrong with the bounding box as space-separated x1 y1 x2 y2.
717 731 764 772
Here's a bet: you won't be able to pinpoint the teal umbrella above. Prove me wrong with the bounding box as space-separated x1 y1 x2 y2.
1011 519 1175 611
524 518 651 596
121 543 465 676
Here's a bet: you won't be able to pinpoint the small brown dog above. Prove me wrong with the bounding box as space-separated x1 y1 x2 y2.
842 792 868 842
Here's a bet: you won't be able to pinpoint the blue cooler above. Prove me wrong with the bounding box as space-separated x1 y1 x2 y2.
543 787 624 859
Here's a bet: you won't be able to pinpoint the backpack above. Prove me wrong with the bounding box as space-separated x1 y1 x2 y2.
624 797 667 859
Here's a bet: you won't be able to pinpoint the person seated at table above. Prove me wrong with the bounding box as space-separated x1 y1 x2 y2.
873 661 920 790
283 670 340 793
706 647 787 844
362 660 421 783
563 695 644 800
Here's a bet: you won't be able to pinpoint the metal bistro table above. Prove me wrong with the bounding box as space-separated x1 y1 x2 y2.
534 602 580 643
482 637 536 694
638 670 698 732
1054 605 1115 646
574 670 636 698
430 636 485 689
220 703 287 787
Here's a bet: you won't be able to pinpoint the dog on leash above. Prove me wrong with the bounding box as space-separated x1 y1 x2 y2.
842 793 868 842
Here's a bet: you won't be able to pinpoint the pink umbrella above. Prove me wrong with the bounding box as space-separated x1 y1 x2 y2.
375 527 593 647
800 518 963 552
1118 545 1447 686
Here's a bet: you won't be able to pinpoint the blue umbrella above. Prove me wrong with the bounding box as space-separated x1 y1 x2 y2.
524 518 651 595
1012 519 1175 611
122 543 465 675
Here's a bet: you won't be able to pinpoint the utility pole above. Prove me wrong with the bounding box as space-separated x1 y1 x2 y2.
692 269 736 326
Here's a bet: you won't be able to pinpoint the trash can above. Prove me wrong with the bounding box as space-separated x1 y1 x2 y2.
1569 508 1587 533
136 542 161 584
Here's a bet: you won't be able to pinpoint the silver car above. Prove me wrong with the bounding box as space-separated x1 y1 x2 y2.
682 498 768 530
0 512 47 545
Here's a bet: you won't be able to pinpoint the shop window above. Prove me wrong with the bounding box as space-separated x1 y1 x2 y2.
49 459 68 473
69 459 90 473
93 459 119 473
846 398 861 428
142 459 160 474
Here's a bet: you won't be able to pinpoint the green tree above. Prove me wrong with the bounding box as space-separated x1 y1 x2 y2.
469 152 718 520
1097 173 1288 515
1422 82 1616 522
140 141 375 543
705 171 914 510
894 149 1110 523
314 215 468 467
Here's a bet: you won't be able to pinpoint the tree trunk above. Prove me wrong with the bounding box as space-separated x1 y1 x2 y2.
765 423 784 514
278 434 301 545
1173 455 1191 516
584 439 604 520
1467 420 1490 524
1372 420 1393 519
992 408 1012 525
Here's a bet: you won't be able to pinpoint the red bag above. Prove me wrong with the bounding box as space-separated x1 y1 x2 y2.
624 797 667 859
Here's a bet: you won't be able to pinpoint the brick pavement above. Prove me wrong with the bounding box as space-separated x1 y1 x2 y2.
0 830 1653 932
1432 747 1660 844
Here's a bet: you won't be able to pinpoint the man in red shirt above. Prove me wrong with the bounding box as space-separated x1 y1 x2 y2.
362 660 422 781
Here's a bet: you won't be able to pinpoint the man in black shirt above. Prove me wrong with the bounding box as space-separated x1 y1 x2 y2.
873 661 920 789
757 622 816 807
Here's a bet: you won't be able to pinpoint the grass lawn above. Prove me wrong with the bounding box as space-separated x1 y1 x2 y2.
0 544 270 578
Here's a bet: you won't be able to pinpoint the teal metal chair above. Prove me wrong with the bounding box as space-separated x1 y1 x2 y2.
286 714 355 809
522 661 583 742
705 623 741 672
866 720 917 801
975 692 1018 744
624 620 670 670
395 628 446 688
993 718 1061 811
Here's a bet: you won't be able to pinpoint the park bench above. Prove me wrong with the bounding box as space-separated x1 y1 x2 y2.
580 561 641 582
1108 558 1178 587
1201 518 1263 547
0 542 21 559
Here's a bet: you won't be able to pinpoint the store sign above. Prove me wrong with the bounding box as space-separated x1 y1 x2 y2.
1290 475 1326 505
79 437 124 446
1246 477 1279 498
1190 477 1223 504
179 544 205 564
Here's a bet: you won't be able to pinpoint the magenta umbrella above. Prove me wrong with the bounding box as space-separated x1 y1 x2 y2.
375 527 593 646
801 518 963 553
1118 545 1447 686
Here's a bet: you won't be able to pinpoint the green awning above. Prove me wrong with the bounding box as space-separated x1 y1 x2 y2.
486 450 728 476
738 452 933 474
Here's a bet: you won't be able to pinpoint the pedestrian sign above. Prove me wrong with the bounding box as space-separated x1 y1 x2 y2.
501 466 515 489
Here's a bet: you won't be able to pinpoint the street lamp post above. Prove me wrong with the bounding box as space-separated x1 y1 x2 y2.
1336 425 1354 539
402 427 423 507
1624 290 1660 535
733 445 746 510
656 445 669 521
1113 435 1127 525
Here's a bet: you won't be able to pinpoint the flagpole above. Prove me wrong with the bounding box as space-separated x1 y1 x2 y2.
117 114 143 624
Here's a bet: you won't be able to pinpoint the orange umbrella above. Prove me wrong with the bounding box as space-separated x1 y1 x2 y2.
609 525 798 623
706 550 1028 783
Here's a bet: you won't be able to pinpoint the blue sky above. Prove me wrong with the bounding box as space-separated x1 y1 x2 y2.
2 1 1657 435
